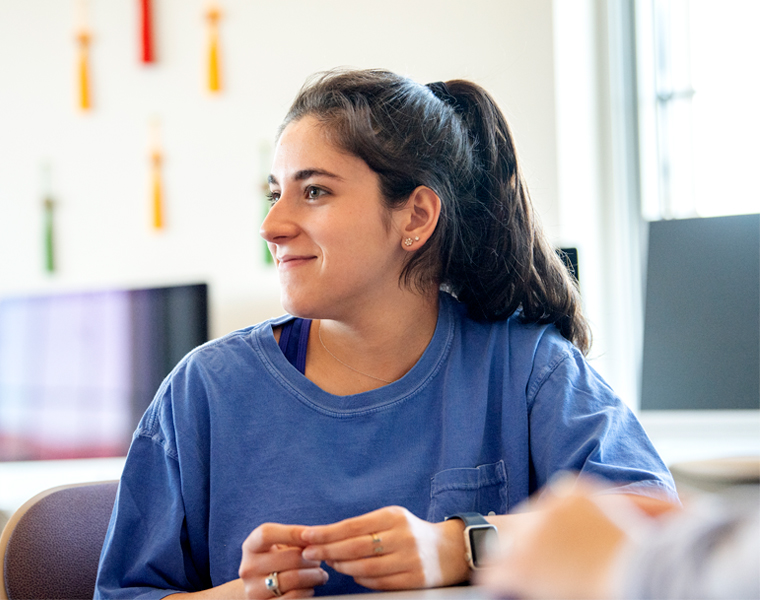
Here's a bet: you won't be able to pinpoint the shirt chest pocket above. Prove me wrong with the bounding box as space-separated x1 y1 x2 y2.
426 460 509 522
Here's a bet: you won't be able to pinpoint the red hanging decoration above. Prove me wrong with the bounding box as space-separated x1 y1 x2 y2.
138 0 155 63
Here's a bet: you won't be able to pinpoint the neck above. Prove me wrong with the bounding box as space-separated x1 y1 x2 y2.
307 289 439 395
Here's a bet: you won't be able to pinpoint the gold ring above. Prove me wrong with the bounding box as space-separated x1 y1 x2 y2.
371 532 382 544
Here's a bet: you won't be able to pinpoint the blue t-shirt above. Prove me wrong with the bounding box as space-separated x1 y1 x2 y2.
95 292 676 598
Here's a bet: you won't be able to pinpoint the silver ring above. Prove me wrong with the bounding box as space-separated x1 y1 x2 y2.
264 572 282 597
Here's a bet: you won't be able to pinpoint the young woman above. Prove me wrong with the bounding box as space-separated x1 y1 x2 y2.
95 69 677 599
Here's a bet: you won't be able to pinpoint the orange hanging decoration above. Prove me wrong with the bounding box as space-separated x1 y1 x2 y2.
76 31 91 109
205 2 222 92
74 1 92 110
149 120 165 230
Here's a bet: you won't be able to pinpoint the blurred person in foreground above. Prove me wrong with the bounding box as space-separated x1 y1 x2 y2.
479 475 759 600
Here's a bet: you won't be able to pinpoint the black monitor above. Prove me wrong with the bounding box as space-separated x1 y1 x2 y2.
0 283 208 461
641 214 760 410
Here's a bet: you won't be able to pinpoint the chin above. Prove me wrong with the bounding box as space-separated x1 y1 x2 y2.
279 294 317 319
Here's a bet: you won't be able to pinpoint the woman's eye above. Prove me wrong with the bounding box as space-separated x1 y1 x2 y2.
266 191 280 205
306 186 325 200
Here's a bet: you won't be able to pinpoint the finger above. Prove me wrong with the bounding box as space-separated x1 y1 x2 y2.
328 552 405 580
280 590 314 599
243 567 328 599
302 529 389 562
239 546 320 584
277 567 330 595
240 548 321 578
243 523 310 554
301 507 398 545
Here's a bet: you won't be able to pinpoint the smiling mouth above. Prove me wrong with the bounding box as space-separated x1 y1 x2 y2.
277 256 316 269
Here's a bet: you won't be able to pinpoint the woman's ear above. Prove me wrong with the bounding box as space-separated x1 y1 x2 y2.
397 186 441 251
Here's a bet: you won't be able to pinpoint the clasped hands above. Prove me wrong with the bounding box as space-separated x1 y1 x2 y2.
238 505 470 599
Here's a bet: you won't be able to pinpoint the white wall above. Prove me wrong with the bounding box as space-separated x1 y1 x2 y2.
1 0 757 518
0 0 561 340
0 0 567 514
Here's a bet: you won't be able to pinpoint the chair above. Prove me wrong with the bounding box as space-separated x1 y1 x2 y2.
0 480 118 600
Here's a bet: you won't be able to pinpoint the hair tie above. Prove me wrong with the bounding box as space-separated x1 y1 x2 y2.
426 81 463 113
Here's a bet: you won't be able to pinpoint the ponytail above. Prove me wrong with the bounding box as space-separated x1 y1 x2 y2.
281 69 591 354
436 80 591 353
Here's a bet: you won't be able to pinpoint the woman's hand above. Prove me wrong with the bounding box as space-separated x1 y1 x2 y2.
299 506 470 590
477 478 680 600
239 523 329 599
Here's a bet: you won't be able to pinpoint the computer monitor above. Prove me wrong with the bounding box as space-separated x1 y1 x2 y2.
641 214 759 411
0 283 208 461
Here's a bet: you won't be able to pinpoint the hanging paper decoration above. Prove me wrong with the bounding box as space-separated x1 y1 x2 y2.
149 120 164 230
43 198 56 272
205 2 222 92
74 0 92 110
41 164 56 273
261 179 273 265
138 0 155 63
259 141 273 265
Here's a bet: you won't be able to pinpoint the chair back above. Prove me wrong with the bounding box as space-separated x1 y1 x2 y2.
0 480 118 600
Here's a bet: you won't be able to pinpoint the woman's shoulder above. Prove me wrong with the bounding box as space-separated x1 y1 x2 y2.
136 315 291 432
441 292 583 392
444 292 577 357
183 314 292 365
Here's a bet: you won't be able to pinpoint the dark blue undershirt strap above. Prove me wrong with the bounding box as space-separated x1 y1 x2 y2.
278 318 312 375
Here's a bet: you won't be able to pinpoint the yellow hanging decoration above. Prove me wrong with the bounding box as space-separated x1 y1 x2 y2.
205 2 222 92
149 119 164 230
74 1 92 110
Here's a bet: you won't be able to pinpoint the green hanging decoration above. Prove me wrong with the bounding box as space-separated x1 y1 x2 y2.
41 164 56 274
259 141 273 265
261 180 273 265
43 198 55 273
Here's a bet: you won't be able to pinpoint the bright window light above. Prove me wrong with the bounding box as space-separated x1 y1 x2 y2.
637 0 760 220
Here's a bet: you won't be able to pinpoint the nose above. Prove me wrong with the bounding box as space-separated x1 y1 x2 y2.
259 196 298 245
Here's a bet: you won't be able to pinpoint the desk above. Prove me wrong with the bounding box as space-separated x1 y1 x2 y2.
320 586 490 599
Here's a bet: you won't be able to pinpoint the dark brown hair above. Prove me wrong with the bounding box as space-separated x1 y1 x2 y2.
280 68 591 354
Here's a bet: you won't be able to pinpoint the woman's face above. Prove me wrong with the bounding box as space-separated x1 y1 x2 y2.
261 116 408 320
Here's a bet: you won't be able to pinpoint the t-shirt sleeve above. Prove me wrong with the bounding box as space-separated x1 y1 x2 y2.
526 339 678 501
94 383 211 599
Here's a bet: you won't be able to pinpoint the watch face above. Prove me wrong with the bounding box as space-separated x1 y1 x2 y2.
469 526 499 567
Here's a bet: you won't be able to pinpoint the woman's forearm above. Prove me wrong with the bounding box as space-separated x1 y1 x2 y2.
163 578 245 599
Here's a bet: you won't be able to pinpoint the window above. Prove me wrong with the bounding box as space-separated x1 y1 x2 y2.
636 0 760 220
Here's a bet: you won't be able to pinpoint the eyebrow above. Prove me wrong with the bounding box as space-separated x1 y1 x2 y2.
268 169 344 186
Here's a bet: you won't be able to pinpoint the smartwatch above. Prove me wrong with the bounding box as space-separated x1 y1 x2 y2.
445 512 499 570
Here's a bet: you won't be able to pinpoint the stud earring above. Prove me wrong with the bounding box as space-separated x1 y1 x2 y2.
403 236 420 247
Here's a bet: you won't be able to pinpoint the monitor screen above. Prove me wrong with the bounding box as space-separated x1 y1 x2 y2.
0 283 208 461
641 214 760 410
